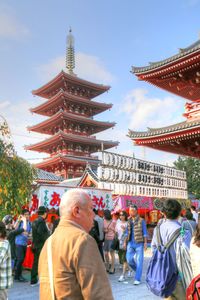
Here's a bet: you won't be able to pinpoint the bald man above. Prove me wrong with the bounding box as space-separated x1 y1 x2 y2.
39 189 114 300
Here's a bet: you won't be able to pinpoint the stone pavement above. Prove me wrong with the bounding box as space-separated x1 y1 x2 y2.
8 253 161 300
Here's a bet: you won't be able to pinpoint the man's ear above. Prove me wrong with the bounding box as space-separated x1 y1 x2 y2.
72 206 80 218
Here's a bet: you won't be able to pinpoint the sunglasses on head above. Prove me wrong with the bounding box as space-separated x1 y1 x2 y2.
120 214 125 216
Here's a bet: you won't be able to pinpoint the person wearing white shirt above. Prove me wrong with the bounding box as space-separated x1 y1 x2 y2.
191 206 199 224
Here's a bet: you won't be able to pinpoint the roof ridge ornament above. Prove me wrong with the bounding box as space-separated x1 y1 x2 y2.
66 28 76 76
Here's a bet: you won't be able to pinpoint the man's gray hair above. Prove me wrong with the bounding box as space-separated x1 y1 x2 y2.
59 189 90 217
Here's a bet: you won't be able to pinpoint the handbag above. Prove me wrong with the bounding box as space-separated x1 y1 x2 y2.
111 233 119 251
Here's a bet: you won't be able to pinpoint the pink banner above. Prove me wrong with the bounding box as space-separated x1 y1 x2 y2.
113 195 154 212
191 200 200 209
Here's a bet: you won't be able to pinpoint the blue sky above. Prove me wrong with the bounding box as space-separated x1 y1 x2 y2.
0 0 200 166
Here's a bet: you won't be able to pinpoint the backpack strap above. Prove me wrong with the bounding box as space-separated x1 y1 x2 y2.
186 220 194 234
164 228 181 249
47 236 55 300
156 226 181 250
156 225 162 248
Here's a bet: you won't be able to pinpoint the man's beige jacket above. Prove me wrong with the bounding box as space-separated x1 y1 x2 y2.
39 218 114 300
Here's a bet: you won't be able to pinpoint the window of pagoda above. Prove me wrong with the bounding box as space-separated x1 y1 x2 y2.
68 104 74 113
67 143 74 152
62 120 67 131
82 126 89 136
75 166 84 174
68 123 73 132
80 107 85 115
68 164 74 173
74 105 80 114
84 146 90 154
75 145 82 153
74 124 81 133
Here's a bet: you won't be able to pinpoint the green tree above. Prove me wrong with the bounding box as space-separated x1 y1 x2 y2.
174 156 200 198
0 121 35 219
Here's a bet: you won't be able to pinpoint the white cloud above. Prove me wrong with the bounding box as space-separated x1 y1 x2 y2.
36 56 64 82
120 88 185 130
36 52 115 84
76 53 115 84
0 101 10 109
0 99 49 162
0 8 29 39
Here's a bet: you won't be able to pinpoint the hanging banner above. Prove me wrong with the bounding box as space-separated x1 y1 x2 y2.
113 195 154 211
30 185 113 212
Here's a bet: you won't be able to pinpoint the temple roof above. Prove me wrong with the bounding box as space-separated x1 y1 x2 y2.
28 110 116 134
58 177 81 187
128 119 200 158
132 39 200 74
128 119 200 138
132 39 200 101
78 164 99 186
32 71 110 99
30 90 112 117
35 153 100 169
33 168 63 183
25 130 119 153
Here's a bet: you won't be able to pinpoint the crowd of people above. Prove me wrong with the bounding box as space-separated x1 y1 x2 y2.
0 189 200 300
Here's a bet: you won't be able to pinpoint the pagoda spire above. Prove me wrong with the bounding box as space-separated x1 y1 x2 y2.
66 28 75 75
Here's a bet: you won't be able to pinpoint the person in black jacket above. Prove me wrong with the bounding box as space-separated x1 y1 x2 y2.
30 206 49 286
89 219 100 245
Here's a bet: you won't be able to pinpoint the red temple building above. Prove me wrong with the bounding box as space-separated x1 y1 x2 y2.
129 39 200 158
25 30 118 178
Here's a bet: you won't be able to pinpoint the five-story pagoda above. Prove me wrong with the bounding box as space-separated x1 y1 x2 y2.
25 30 118 178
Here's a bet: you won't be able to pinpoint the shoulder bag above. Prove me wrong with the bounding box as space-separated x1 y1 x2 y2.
47 236 55 300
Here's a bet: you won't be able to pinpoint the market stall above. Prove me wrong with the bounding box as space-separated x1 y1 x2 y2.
112 195 191 241
23 185 113 269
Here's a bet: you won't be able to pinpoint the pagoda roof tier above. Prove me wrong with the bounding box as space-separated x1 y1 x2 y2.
128 119 200 158
30 90 112 117
32 71 110 99
132 39 200 101
25 130 119 153
35 154 100 169
28 110 116 135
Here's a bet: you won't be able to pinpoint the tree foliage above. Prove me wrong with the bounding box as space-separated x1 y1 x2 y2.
0 121 35 219
174 156 200 198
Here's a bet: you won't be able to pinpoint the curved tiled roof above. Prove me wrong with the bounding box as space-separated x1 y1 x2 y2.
58 177 82 187
28 109 116 133
128 119 200 138
35 154 100 169
132 39 200 74
34 168 63 182
32 71 110 99
79 164 98 182
30 89 112 117
25 130 119 152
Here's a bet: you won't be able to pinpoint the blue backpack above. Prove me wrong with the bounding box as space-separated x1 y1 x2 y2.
146 225 181 298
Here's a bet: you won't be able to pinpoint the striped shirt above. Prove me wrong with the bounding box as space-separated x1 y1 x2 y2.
0 240 12 290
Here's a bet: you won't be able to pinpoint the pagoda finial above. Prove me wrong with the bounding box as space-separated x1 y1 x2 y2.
66 28 75 75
